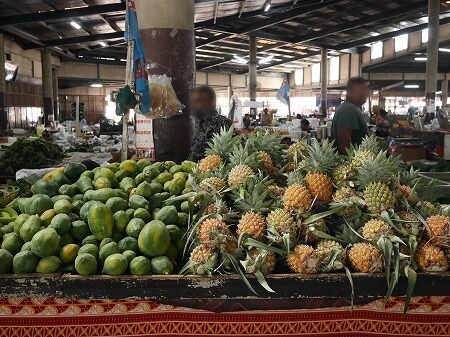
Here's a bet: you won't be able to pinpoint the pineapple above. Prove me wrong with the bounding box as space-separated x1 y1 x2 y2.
189 244 218 274
199 154 222 173
283 184 313 212
426 215 450 247
266 208 297 243
242 248 276 275
199 177 226 193
287 141 308 161
237 212 266 241
362 219 393 241
202 198 228 216
258 151 274 172
268 185 285 198
416 200 440 218
348 242 383 273
282 162 296 173
332 187 358 217
349 135 379 168
248 131 285 167
331 164 355 186
303 140 339 202
287 245 321 274
227 143 260 188
197 218 231 249
231 175 274 215
316 239 346 271
205 125 241 160
415 243 448 271
396 183 419 205
355 151 400 214
300 218 328 244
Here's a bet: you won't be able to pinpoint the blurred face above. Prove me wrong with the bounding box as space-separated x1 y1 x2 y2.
347 83 369 106
190 91 215 119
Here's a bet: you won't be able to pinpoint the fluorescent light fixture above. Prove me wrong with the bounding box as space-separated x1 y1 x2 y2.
370 32 380 37
99 41 107 47
342 90 347 95
404 85 419 89
436 91 442 95
373 91 379 95
91 83 103 88
439 48 450 53
232 55 248 64
259 55 274 64
70 21 81 29
120 59 127 62
414 57 427 61
264 4 271 11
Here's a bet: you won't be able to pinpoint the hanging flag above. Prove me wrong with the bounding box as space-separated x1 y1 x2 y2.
125 0 151 113
276 78 290 106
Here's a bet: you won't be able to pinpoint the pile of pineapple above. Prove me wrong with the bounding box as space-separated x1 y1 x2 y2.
181 127 450 296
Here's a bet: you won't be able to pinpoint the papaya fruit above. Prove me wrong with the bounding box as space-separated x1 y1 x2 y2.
87 203 114 240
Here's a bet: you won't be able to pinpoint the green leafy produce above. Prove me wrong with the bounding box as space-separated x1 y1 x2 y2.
0 138 65 174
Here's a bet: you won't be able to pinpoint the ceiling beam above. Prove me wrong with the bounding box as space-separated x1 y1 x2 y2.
257 50 321 70
289 1 428 44
196 33 234 47
0 3 126 26
197 56 235 70
26 32 124 49
335 16 450 50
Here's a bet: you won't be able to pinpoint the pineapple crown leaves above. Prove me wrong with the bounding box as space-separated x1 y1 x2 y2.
355 151 401 189
228 141 261 170
205 125 241 160
231 174 274 214
247 130 286 166
347 135 380 158
398 167 421 187
303 139 339 174
286 169 305 186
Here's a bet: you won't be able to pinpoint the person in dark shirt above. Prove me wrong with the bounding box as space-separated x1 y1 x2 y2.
188 85 232 162
331 77 369 154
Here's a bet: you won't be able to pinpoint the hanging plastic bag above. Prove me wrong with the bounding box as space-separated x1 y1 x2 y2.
147 74 185 119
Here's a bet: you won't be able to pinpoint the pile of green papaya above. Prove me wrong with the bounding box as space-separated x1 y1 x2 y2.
0 159 198 276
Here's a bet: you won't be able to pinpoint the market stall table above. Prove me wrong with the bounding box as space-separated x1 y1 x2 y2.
1 273 450 337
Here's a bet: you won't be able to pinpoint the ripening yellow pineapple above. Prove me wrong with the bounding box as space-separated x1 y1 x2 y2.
348 243 383 273
283 184 313 212
287 245 321 274
197 218 231 249
257 151 274 172
237 212 266 241
426 215 450 247
199 177 226 193
415 243 448 272
189 244 218 274
362 219 393 241
303 140 338 202
198 155 222 173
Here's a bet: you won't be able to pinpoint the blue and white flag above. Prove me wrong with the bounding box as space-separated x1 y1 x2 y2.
276 78 290 105
125 0 151 113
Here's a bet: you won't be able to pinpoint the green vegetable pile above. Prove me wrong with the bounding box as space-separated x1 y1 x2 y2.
0 138 65 175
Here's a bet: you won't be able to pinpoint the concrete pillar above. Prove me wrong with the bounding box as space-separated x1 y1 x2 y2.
52 68 59 122
41 50 53 125
320 48 328 116
249 35 257 114
442 78 448 107
0 34 7 131
425 0 439 113
135 0 195 162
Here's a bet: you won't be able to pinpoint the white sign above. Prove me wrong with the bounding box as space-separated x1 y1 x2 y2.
243 100 264 108
135 113 155 160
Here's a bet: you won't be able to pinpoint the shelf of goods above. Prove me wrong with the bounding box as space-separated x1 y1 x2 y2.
2 129 450 336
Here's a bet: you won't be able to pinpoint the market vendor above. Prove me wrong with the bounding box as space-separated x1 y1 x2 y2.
331 77 369 154
375 108 390 138
188 85 232 162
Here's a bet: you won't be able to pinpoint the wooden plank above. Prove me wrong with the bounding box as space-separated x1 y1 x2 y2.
1 273 449 302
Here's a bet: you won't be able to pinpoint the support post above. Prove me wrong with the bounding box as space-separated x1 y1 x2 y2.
52 68 59 122
249 35 257 115
442 78 448 107
425 0 439 113
320 47 328 117
41 50 53 126
0 34 6 131
135 0 195 163
75 96 80 136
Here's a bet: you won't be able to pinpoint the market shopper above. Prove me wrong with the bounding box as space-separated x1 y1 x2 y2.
331 77 369 154
188 85 232 162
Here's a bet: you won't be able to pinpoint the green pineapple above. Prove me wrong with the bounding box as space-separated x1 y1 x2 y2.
349 135 380 168
248 131 286 167
227 142 260 188
356 151 400 214
205 125 241 161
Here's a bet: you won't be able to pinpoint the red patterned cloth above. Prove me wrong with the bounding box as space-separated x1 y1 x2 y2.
1 296 450 336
